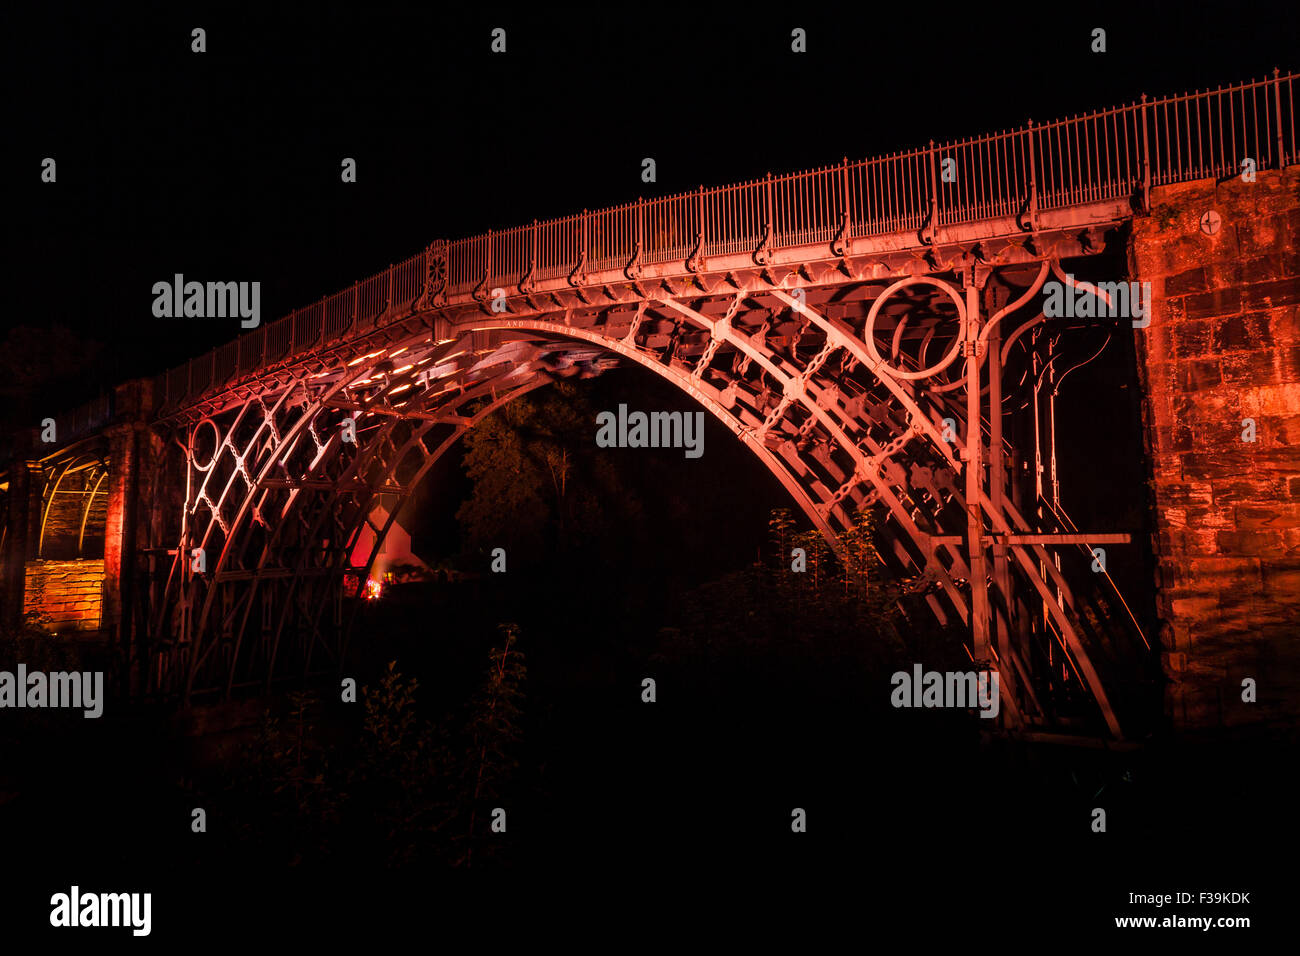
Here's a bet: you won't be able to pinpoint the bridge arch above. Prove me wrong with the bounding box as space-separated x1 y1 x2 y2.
11 71 1294 740
157 263 1132 732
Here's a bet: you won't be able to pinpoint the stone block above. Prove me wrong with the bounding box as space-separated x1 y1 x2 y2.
1243 277 1300 311
1214 528 1286 556
1212 312 1272 351
1183 287 1242 320
1165 266 1208 295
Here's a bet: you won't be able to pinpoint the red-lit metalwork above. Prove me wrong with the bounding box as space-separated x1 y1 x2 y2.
12 72 1296 740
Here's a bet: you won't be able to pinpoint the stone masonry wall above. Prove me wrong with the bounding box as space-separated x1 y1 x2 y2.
23 558 104 632
1130 166 1300 730
39 468 109 558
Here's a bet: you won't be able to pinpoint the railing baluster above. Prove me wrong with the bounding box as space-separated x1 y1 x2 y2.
1252 80 1263 174
890 155 899 232
1027 120 1038 224
1100 113 1111 198
1195 89 1204 178
1085 115 1095 202
1071 115 1081 205
928 142 939 233
1288 73 1296 165
125 73 1295 419
1275 69 1286 168
1140 94 1151 210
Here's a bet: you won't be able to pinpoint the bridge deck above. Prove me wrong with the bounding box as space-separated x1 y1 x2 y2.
20 72 1293 445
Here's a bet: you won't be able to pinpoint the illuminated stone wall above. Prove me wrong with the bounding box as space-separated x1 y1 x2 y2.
1131 166 1300 729
23 558 105 632
37 467 109 560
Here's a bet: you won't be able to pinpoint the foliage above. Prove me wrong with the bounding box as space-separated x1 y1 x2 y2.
455 382 645 568
221 632 529 870
350 661 449 866
0 625 100 741
459 623 527 866
0 624 82 674
231 689 340 866
660 507 954 682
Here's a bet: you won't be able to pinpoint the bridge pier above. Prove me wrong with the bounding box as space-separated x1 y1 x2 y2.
1132 165 1300 730
0 380 161 699
101 381 161 697
0 441 38 630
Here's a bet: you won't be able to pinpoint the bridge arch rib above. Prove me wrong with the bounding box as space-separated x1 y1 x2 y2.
145 256 1153 741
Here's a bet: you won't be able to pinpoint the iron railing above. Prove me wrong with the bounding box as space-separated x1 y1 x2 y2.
48 392 114 450
149 71 1295 414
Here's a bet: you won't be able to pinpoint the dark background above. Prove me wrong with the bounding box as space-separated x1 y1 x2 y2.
5 1 1296 400
3 0 1297 943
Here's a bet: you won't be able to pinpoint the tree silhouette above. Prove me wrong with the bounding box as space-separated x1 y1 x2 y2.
461 623 527 867
456 381 646 569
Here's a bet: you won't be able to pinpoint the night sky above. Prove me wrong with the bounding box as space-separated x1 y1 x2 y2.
5 2 1294 406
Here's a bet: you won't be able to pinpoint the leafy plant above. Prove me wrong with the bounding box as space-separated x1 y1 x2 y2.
459 623 527 866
